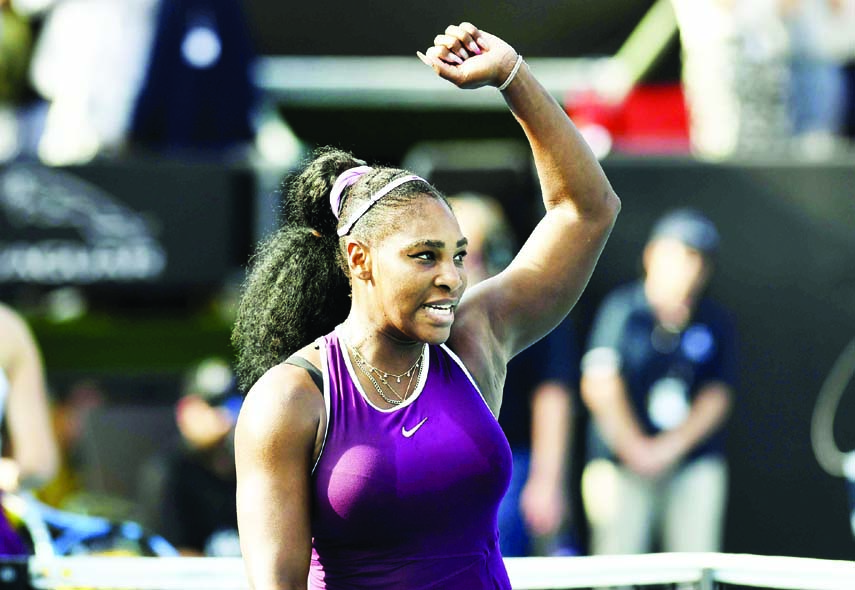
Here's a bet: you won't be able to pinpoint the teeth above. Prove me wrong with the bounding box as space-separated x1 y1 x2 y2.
425 304 452 311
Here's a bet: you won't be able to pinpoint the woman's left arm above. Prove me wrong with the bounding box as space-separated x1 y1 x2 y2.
0 306 59 490
421 24 620 362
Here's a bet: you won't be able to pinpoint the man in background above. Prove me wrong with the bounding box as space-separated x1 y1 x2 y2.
580 208 736 555
139 357 241 556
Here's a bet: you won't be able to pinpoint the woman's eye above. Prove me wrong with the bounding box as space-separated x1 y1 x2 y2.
454 251 467 263
411 252 435 261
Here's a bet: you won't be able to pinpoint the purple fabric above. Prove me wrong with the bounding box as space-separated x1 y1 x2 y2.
309 327 513 589
329 166 373 220
0 503 28 556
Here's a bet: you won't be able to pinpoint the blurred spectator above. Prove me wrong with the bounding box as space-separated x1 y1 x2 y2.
671 0 791 158
14 0 161 164
36 378 105 509
449 193 579 557
0 301 59 554
781 0 855 156
0 0 34 161
128 0 256 155
11 0 255 164
580 209 736 555
138 357 241 556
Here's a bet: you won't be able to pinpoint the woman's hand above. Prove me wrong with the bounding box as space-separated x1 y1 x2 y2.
418 22 518 90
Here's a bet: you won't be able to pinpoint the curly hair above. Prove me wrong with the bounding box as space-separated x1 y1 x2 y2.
232 147 446 391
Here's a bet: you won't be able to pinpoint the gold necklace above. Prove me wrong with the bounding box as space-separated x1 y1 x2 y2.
350 344 425 405
352 354 404 405
351 345 424 384
403 348 426 399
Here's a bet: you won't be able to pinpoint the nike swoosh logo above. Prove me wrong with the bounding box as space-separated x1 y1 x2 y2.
402 417 428 438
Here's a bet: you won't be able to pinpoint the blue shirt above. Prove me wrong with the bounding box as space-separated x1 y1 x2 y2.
584 281 737 463
501 316 579 449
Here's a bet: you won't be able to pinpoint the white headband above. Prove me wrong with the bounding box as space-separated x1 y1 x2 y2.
335 173 427 237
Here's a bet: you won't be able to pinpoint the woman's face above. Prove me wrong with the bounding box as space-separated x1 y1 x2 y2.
364 196 468 345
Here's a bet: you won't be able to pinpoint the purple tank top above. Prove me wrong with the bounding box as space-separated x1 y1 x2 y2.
309 327 513 589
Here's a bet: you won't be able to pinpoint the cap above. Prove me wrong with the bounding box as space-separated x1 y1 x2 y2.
184 357 243 418
648 208 720 255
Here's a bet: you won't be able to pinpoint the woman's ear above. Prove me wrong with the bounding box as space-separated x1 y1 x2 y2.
346 240 372 281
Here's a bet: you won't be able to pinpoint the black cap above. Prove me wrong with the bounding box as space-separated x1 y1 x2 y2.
648 208 720 255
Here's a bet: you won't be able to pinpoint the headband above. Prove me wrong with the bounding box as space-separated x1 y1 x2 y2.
329 165 372 219
330 167 428 237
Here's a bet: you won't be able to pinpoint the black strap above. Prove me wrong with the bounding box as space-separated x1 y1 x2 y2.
283 355 323 393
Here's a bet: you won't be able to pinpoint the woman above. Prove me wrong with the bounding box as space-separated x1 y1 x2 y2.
233 22 620 590
0 302 60 554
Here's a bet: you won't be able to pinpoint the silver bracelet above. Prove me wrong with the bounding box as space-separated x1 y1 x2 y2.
497 54 523 92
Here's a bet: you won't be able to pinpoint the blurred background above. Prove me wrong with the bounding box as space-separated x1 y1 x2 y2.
0 0 854 562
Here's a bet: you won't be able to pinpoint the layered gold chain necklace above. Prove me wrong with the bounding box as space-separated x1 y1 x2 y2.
350 344 426 406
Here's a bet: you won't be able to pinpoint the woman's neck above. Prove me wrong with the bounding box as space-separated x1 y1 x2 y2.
340 317 424 374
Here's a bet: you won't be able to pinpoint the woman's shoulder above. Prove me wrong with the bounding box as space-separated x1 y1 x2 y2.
286 340 324 373
251 340 324 405
239 348 325 444
235 361 325 474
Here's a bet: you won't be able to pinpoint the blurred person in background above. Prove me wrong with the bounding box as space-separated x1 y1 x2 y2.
129 0 256 155
671 0 791 158
36 378 105 510
138 357 242 557
781 0 855 155
449 193 579 557
0 0 34 161
0 302 59 554
12 0 161 164
580 209 736 555
10 0 255 164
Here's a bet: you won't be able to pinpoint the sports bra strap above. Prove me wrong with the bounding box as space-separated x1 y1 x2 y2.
283 355 323 393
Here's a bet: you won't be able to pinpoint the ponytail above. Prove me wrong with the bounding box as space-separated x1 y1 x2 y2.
232 147 360 391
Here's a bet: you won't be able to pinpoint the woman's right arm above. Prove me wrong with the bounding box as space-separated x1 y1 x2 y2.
235 364 325 590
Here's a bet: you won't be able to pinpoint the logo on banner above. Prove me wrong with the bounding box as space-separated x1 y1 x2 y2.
0 164 167 284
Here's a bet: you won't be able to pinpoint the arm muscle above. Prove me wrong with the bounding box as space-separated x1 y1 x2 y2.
236 364 324 590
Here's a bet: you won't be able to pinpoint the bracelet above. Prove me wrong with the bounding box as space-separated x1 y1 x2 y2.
497 54 523 92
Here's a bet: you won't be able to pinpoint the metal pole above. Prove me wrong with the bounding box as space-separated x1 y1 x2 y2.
700 567 715 590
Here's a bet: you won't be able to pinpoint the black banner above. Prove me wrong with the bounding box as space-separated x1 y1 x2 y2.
0 160 254 290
